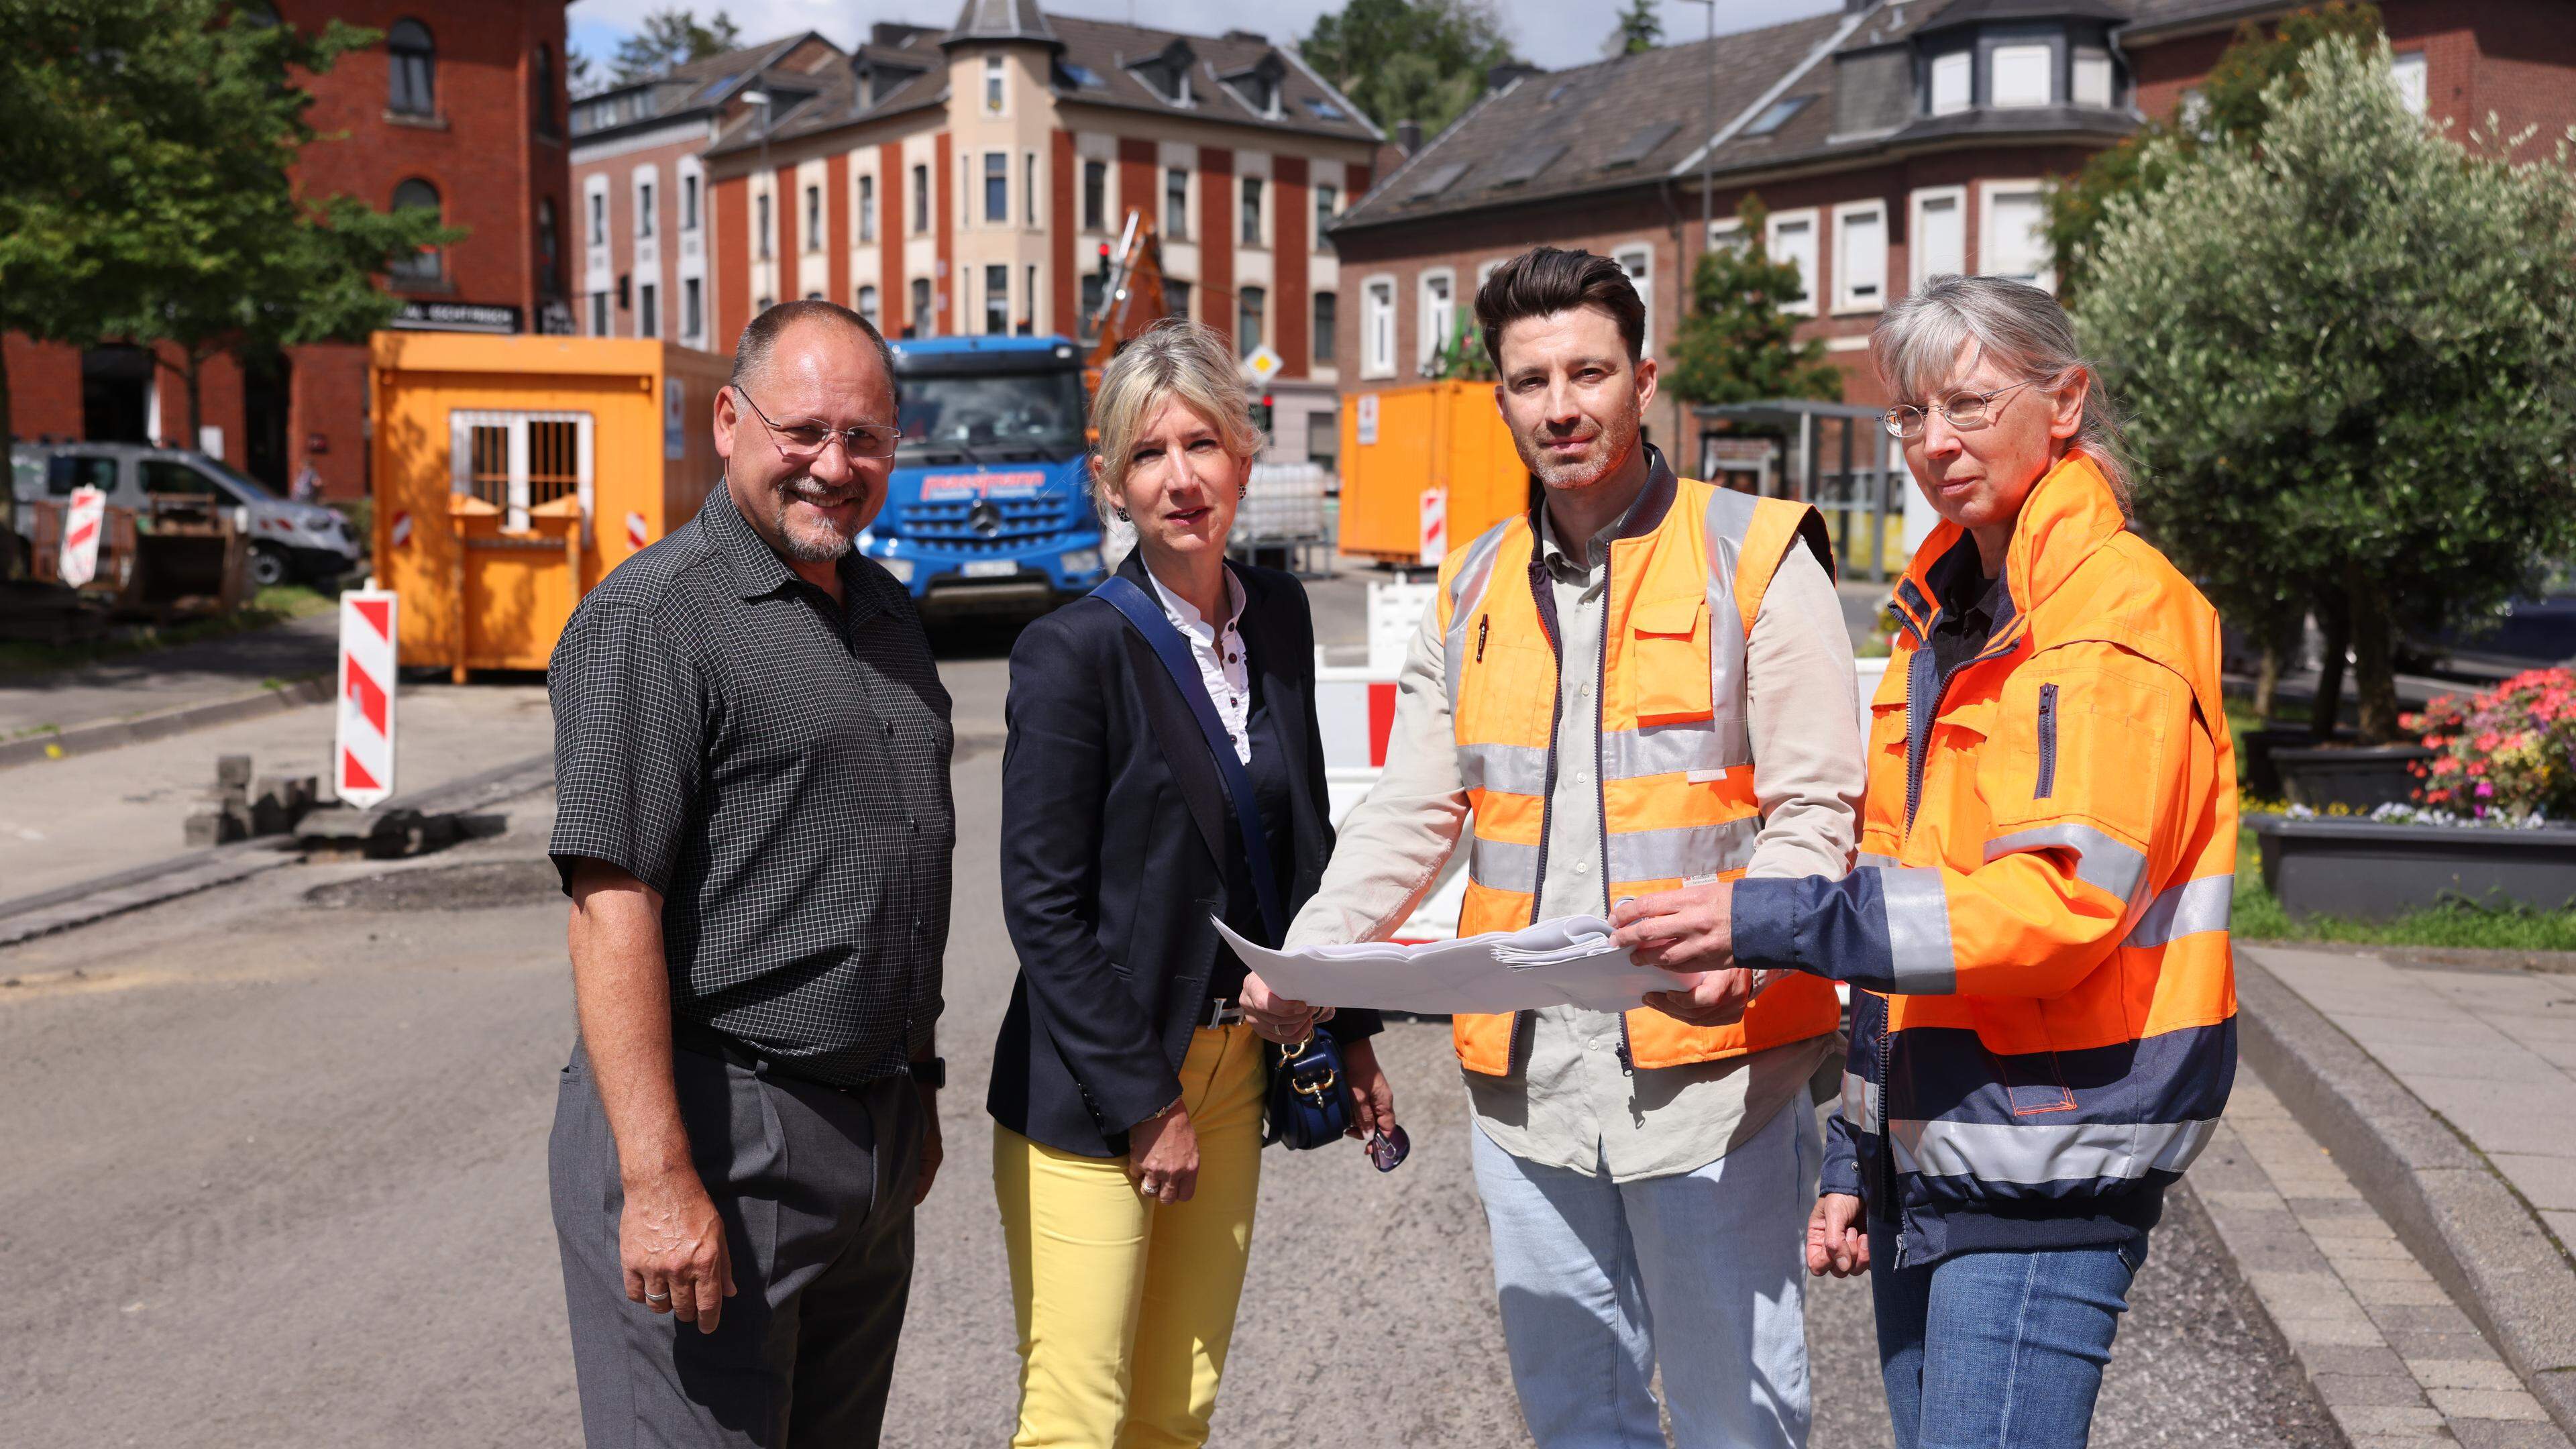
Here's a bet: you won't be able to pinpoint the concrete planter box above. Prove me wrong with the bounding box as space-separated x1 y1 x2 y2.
2250 814 2576 920
2271 744 2435 810
2241 726 2357 800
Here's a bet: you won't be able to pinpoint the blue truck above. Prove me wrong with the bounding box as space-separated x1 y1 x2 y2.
861 333 1106 615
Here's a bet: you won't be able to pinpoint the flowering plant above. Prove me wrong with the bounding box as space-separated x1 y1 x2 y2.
2406 667 2576 820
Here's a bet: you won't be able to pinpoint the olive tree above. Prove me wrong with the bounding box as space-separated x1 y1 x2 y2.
2075 36 2576 743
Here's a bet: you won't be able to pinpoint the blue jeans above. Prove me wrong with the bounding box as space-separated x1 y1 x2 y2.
1470 1099 1820 1449
1867 1224 2145 1449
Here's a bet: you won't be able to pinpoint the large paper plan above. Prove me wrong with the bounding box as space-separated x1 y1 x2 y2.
1212 914 1684 1016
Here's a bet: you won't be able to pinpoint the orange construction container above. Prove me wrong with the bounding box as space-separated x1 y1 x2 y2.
369 332 731 678
1336 380 1529 566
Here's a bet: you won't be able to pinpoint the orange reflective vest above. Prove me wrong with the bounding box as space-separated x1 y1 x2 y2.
1730 452 2238 1267
1437 462 1844 1075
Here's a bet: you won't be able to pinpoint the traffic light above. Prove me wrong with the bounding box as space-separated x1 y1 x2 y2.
1250 392 1274 435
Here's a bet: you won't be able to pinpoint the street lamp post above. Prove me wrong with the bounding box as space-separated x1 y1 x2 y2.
1689 1 1718 246
742 83 773 300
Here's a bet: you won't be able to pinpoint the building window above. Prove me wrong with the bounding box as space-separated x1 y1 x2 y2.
684 278 703 339
639 282 658 339
537 199 561 296
983 153 1008 224
984 53 1006 114
1767 211 1817 315
1613 246 1652 356
858 174 876 242
1929 50 1970 116
804 185 821 250
1362 277 1395 378
912 164 929 232
389 178 442 282
533 43 558 136
857 284 878 328
1083 159 1107 230
1417 270 1454 374
1833 203 1886 313
1911 186 1966 287
1241 175 1264 246
2073 48 2114 109
1307 409 1339 472
590 291 609 336
637 179 655 239
1081 272 1105 339
757 193 772 258
1165 278 1191 320
588 190 604 245
1025 263 1038 331
1708 218 1748 255
1313 290 1336 364
1992 44 2053 109
1982 184 2048 286
911 276 932 335
983 264 1011 335
682 174 699 231
2392 50 2428 115
806 290 822 301
1165 167 1189 239
388 19 435 117
1025 152 1038 227
757 294 773 313
1314 182 1338 248
1238 285 1265 356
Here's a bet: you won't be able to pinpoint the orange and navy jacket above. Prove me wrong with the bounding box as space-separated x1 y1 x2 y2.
1438 448 1845 1075
1732 452 2238 1267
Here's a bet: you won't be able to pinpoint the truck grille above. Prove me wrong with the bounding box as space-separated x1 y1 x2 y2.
897 498 1074 555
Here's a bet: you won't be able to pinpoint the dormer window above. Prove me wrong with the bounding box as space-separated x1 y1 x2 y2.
1222 53 1287 117
1992 44 2052 108
2073 47 2114 107
1913 7 2127 121
1930 51 1971 115
1129 40 1196 105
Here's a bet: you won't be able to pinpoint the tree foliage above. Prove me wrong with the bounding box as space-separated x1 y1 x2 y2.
2074 36 2576 743
1298 0 1515 140
1609 0 1662 56
1428 307 1496 382
610 8 743 85
1664 197 1843 409
2044 1 2381 302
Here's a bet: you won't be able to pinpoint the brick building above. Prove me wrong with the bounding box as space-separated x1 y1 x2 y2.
1328 0 2576 465
568 32 846 352
689 0 1385 469
3 0 572 500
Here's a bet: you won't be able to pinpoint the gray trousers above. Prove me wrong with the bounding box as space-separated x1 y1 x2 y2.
551 1044 922 1448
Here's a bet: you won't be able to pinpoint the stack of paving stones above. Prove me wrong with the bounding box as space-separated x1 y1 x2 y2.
184 753 319 847
2196 1072 2570 1449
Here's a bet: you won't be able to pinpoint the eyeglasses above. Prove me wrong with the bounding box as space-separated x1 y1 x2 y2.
733 387 902 460
1883 380 2037 441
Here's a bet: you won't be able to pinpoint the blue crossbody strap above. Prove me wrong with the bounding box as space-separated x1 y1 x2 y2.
1091 574 1287 943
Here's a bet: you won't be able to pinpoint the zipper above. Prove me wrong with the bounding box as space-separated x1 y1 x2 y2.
1873 989 1904 1268
1595 543 1613 912
2035 682 2059 798
1615 1016 1635 1075
1477 612 1489 663
1513 561 1567 1080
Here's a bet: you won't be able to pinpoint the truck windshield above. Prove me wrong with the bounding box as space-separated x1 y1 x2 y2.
896 368 1086 464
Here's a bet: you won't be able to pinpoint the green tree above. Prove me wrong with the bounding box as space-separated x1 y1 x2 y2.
1298 0 1515 140
1665 197 1843 408
2075 36 2576 744
2045 1 2381 303
1609 0 1662 55
1428 307 1495 382
611 8 743 85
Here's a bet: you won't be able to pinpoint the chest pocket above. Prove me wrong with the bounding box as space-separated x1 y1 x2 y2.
1456 629 1556 747
1628 596 1712 727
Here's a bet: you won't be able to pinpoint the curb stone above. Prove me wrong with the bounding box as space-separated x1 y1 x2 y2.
2237 949 2576 1443
0 675 333 772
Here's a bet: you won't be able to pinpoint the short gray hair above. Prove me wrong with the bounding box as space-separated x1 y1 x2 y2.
1870 274 2132 509
1089 319 1262 520
730 299 900 413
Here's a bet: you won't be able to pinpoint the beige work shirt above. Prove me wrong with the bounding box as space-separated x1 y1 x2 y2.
1286 492 1864 1182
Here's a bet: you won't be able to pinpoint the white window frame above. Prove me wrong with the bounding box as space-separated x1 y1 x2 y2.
1991 44 2054 109
1240 173 1267 249
1360 273 1397 380
1416 266 1456 376
1978 179 2051 291
857 283 878 329
2072 47 2114 109
1313 182 1340 252
983 53 1008 116
1707 217 1748 254
2391 50 2428 116
1611 242 1654 357
1931 50 1972 116
856 170 877 244
1766 208 1821 317
634 170 657 240
1831 201 1888 315
447 409 594 537
1909 185 1968 290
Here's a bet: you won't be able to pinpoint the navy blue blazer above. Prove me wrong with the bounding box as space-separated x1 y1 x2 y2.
988 550 1381 1158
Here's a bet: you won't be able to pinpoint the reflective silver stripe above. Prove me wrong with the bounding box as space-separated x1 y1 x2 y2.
1602 720 1735 781
1457 741 1551 798
1877 865 1957 994
1702 488 1758 749
1607 818 1760 883
1983 823 2151 908
1856 852 1902 871
1839 1070 1882 1134
1887 1116 2220 1185
2127 874 2234 949
1468 835 1541 894
1440 523 1513 710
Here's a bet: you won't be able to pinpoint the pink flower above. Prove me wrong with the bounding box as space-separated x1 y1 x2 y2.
2477 781 2496 798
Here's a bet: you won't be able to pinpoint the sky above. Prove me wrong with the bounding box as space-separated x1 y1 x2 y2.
565 0 1848 83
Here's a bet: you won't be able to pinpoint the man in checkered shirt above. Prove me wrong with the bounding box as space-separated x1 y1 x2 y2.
545 300 954 1449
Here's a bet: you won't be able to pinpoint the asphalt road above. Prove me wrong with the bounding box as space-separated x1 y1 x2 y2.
0 622 2335 1447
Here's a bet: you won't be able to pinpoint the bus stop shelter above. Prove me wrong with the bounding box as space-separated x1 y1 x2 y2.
1693 399 1905 583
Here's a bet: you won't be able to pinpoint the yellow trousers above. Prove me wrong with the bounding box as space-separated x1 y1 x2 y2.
994 1023 1268 1449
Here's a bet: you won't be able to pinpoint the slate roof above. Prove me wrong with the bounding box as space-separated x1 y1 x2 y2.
944 0 1057 48
571 33 843 141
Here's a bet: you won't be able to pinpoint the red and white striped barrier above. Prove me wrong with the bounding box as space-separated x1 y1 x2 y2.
625 511 649 551
336 588 398 809
58 486 105 588
1418 487 1447 568
389 510 413 551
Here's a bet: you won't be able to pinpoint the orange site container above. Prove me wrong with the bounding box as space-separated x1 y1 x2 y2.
370 333 730 678
1336 380 1529 566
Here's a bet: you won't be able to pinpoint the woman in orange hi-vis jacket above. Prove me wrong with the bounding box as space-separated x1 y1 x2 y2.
1701 275 2237 1449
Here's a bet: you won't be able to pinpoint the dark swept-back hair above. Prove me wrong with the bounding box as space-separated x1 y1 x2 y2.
1474 246 1647 374
729 299 900 411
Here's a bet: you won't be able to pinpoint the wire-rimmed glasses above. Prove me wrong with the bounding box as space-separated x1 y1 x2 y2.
733 387 902 460
1882 380 2037 441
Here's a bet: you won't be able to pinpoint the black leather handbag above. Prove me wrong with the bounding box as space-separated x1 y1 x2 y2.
1093 576 1350 1152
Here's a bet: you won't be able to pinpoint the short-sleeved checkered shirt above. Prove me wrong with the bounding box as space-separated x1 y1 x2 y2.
548 482 955 1087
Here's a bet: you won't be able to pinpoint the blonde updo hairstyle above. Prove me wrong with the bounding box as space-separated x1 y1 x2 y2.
1087 319 1263 525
